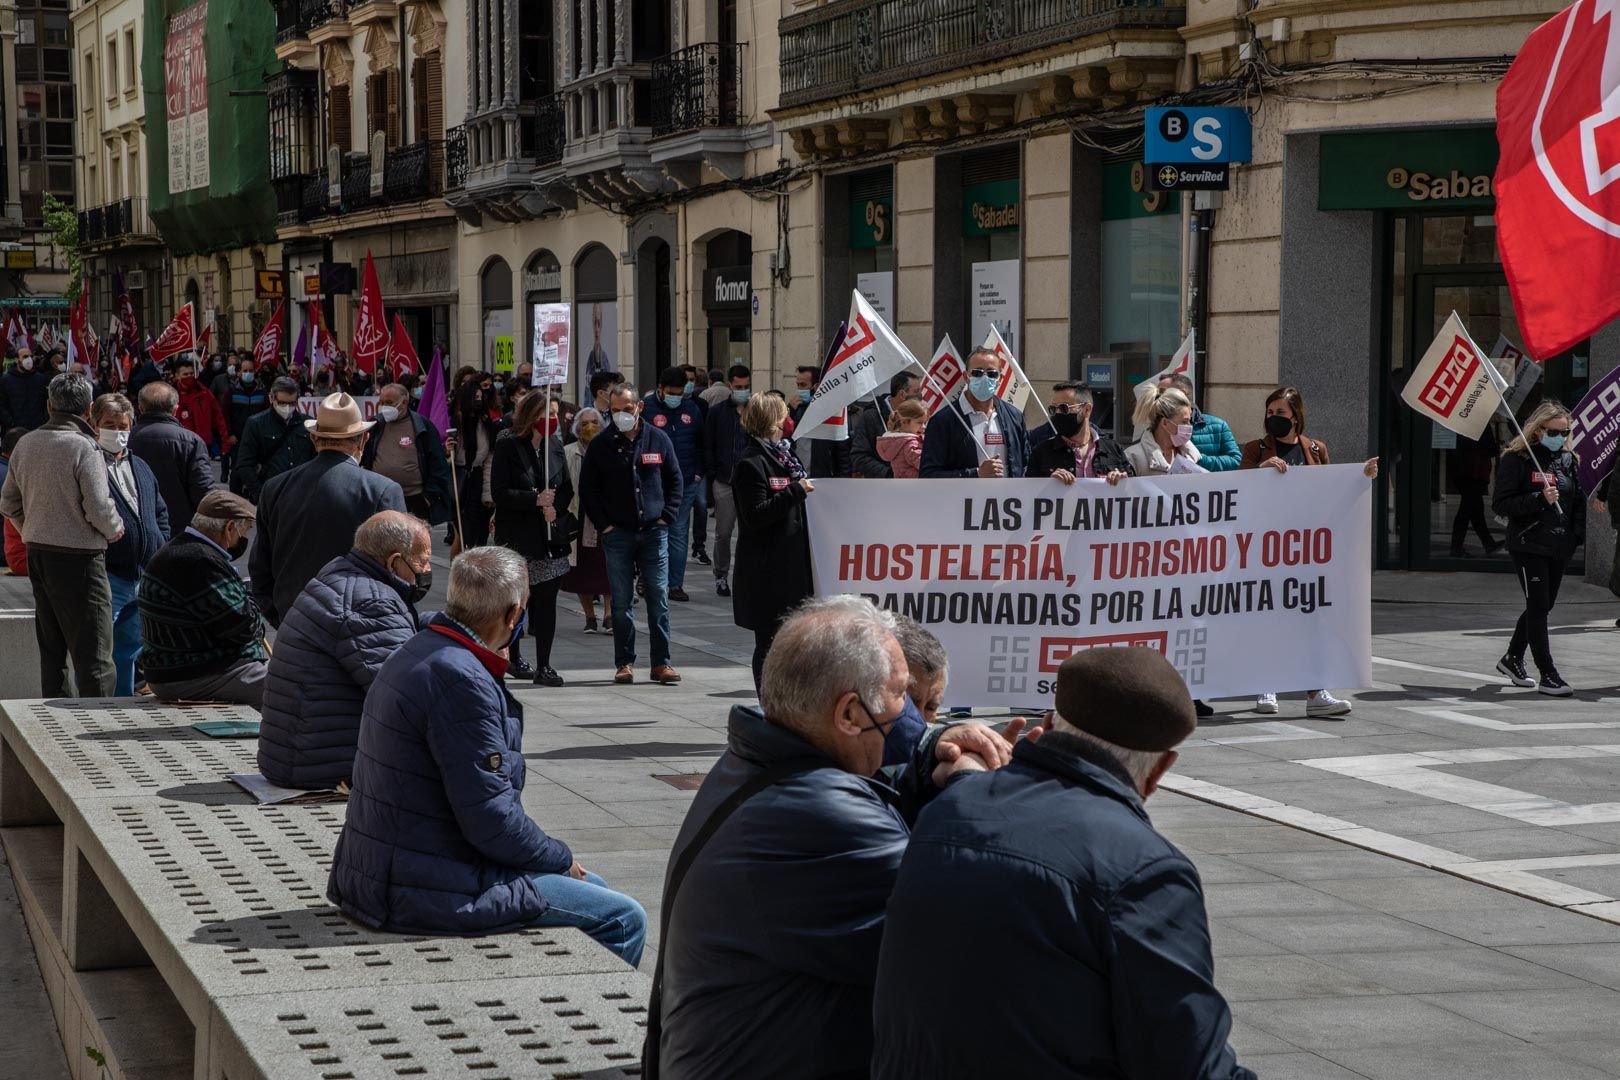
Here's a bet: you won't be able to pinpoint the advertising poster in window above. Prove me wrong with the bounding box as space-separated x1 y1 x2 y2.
163 1 209 194
483 307 513 374
856 271 894 329
578 301 619 402
971 259 1020 357
532 303 571 387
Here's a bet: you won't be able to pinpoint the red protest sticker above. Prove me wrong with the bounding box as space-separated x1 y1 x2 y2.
652 414 668 427
641 453 664 465
768 476 790 491
399 436 413 447
681 413 693 424
985 432 1005 446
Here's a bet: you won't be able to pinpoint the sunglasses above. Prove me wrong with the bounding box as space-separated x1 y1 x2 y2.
968 368 998 379
1051 403 1089 415
1544 428 1571 437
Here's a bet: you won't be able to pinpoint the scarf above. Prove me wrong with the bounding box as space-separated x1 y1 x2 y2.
763 438 806 481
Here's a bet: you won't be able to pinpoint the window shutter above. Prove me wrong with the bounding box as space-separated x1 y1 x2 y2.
366 71 385 142
386 69 401 150
423 54 444 192
328 83 351 153
412 56 429 145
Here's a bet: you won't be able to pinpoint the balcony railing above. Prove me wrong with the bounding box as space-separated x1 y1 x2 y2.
78 197 156 244
518 95 566 167
303 0 345 34
383 140 439 201
275 0 305 43
651 43 743 137
445 124 468 190
80 206 103 243
778 0 1185 107
341 152 373 209
303 170 330 219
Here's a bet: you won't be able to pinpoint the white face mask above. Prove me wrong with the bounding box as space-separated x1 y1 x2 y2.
273 402 296 420
97 428 129 454
612 410 637 433
18 356 32 371
377 404 401 423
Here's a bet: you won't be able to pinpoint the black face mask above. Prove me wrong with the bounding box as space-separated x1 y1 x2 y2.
1264 414 1294 439
396 560 432 605
1051 412 1083 439
227 536 250 560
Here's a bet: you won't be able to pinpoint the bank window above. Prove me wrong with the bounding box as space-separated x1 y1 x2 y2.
1099 160 1182 367
847 167 895 322
959 146 1021 355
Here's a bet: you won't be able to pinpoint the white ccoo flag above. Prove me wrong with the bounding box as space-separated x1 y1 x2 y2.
980 324 1044 418
796 291 919 443
918 335 965 417
1132 330 1197 438
1401 312 1506 441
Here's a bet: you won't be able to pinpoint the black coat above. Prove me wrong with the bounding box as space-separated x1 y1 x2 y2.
1026 429 1134 479
872 732 1254 1080
579 421 683 533
0 367 50 431
918 397 1030 478
128 413 215 531
233 406 316 502
249 451 407 625
788 401 851 478
490 430 574 561
849 397 893 478
730 440 811 633
1493 446 1585 560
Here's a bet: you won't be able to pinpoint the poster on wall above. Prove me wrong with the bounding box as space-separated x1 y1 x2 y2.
971 260 1020 358
532 303 571 387
856 272 894 328
164 1 209 195
483 307 513 374
577 301 619 402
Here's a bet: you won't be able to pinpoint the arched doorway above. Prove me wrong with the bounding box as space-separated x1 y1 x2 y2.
480 256 514 374
574 244 617 403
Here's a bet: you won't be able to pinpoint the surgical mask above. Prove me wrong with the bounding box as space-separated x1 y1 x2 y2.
612 410 637 433
412 386 424 400
1264 414 1294 439
1050 412 1082 439
213 359 224 370
507 608 528 649
797 389 813 404
1171 423 1194 448
662 393 684 409
683 381 695 395
19 357 32 371
273 403 296 420
493 380 505 392
97 428 129 454
1542 434 1568 452
377 405 402 423
731 388 751 404
394 556 432 604
227 364 237 375
240 371 255 385
967 375 997 400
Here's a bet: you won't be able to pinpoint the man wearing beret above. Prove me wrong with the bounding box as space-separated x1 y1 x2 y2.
871 646 1253 1080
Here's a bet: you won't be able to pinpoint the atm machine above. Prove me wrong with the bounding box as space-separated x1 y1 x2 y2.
1077 347 1159 437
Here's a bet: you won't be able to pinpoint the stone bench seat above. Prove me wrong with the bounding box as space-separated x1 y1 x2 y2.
0 698 650 1080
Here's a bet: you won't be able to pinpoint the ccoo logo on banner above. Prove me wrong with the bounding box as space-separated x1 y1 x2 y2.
1570 363 1620 494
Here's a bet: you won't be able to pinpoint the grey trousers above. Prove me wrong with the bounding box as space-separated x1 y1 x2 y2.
150 657 269 709
712 479 738 578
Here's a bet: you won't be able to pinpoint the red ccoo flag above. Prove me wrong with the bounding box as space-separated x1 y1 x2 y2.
253 300 286 369
1497 0 1620 359
351 251 389 375
386 312 419 380
149 302 198 362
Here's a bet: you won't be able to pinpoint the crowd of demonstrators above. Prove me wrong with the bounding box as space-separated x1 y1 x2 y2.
449 371 506 549
233 377 313 501
853 371 921 478
250 393 407 627
258 511 431 790
137 490 267 706
361 382 454 525
1127 385 1202 476
560 407 612 633
642 367 705 603
580 383 683 685
326 545 647 961
1161 371 1242 471
700 364 751 597
920 347 1030 478
1496 402 1583 697
1027 382 1131 485
491 392 573 687
93 393 169 697
875 398 928 478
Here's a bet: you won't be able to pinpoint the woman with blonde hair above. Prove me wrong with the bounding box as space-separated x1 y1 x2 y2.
1493 400 1584 696
1126 386 1201 475
731 391 815 690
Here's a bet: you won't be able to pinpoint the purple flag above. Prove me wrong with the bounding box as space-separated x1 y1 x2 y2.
292 321 309 369
419 346 451 437
1571 362 1620 495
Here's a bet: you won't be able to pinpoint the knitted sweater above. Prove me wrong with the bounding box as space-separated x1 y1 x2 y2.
138 531 268 682
0 412 122 552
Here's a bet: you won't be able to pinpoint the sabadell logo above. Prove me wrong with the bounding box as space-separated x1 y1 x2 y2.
1385 167 1495 202
971 201 1019 230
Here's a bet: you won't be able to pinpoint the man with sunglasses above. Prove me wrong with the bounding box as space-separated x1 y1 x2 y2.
1026 382 1133 485
919 347 1029 479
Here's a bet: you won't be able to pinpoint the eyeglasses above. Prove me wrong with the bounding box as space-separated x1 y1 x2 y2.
968 368 998 380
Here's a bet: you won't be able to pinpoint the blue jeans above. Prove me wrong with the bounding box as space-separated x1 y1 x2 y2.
602 526 671 669
108 572 141 697
665 481 699 589
528 870 647 967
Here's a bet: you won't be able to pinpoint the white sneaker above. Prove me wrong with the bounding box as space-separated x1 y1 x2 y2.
1307 691 1353 718
1254 693 1278 714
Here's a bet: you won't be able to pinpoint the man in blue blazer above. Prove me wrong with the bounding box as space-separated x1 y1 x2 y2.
918 347 1029 478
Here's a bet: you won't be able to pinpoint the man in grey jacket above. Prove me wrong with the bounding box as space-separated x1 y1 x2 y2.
0 373 124 696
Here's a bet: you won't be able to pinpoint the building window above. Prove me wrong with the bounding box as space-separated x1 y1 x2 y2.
1099 160 1180 363
45 121 70 155
43 48 68 80
108 146 122 199
105 38 117 99
267 66 318 179
47 85 71 119
127 143 140 199
81 50 93 110
43 13 67 45
123 26 136 91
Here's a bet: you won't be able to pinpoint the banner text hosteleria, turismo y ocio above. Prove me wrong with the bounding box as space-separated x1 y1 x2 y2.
805 468 1373 707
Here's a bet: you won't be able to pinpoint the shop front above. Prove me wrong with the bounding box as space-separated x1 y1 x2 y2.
702 231 752 372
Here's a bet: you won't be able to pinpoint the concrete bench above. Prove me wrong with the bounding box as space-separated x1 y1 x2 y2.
0 608 42 698
0 698 651 1080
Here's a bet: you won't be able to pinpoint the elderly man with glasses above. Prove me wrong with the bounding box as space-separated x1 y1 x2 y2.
919 346 1030 479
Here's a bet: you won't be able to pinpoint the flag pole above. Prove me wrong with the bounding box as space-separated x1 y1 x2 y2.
1478 318 1560 511
916 363 991 464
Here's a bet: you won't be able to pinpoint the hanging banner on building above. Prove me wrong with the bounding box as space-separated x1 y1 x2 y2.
806 469 1374 705
1568 362 1620 495
163 1 209 194
970 260 1020 360
532 303 570 387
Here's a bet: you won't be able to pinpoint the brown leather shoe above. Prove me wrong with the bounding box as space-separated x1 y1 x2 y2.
614 665 634 684
651 664 682 685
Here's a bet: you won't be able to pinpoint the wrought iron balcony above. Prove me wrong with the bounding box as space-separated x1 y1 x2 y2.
778 0 1185 108
274 173 307 225
303 170 330 219
78 197 158 244
383 140 436 201
79 207 103 243
302 0 344 33
651 42 743 137
518 95 566 167
445 124 468 191
341 152 373 209
275 0 305 43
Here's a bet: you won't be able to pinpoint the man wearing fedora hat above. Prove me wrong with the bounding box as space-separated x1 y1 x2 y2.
250 392 406 626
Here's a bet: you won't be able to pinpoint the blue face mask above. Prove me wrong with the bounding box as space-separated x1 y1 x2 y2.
732 388 751 404
240 371 255 384
797 388 813 404
1542 434 1568 452
507 608 528 649
683 381 695 395
967 375 997 401
663 393 684 409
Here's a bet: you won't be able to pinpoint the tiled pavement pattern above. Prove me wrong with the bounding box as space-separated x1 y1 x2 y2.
13 541 1620 1076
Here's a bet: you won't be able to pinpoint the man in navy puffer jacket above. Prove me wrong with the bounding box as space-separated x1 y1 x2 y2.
258 511 432 790
327 546 647 962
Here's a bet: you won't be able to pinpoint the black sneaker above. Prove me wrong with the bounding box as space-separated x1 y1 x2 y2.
693 546 712 566
1539 671 1574 697
1496 654 1535 688
1194 699 1214 718
533 666 564 688
716 574 731 597
508 657 535 680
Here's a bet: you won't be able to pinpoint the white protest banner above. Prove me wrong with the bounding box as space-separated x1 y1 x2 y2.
806 468 1373 705
298 395 380 422
532 303 571 386
1400 312 1503 441
796 291 917 443
919 335 964 417
1133 330 1196 438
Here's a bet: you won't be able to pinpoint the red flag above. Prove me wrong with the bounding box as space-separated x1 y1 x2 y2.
114 268 139 348
386 313 419 381
253 301 285 369
197 319 213 356
351 251 389 375
1497 0 1620 359
150 302 198 362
